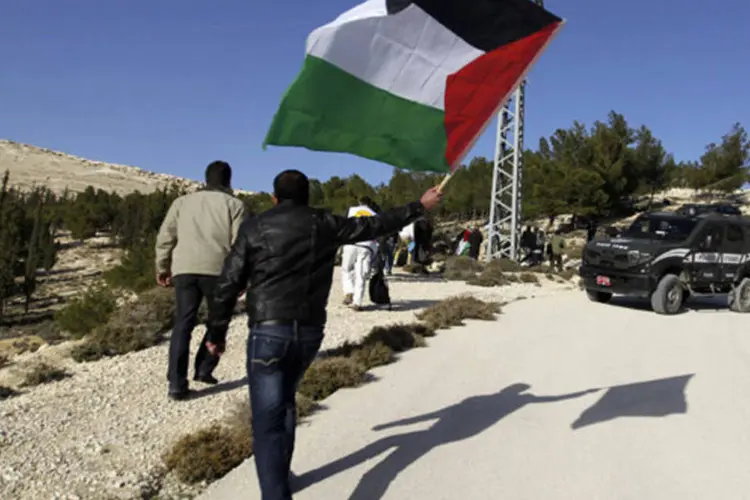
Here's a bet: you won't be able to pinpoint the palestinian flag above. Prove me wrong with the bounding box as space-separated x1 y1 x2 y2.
263 0 564 173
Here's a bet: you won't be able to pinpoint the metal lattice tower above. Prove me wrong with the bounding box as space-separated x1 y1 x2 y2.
486 0 544 262
486 85 525 261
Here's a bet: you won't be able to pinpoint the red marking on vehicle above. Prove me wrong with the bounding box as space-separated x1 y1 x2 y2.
596 276 611 287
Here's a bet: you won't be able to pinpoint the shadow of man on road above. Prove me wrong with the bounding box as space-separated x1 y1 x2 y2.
293 383 598 499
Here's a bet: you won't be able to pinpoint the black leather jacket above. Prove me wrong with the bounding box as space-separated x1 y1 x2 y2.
206 199 426 343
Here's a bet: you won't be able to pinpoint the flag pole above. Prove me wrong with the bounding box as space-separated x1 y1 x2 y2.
437 173 452 193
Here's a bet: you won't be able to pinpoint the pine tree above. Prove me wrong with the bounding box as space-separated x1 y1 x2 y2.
22 191 45 312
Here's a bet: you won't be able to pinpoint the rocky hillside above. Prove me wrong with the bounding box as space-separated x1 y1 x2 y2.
0 139 253 195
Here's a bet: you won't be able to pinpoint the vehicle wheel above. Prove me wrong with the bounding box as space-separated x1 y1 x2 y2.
728 278 750 313
586 289 612 303
651 273 684 315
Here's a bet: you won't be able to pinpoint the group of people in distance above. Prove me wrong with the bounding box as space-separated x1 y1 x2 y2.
519 225 566 271
154 161 443 499
453 226 484 260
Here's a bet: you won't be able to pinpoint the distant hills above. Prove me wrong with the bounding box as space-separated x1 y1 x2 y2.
0 140 254 195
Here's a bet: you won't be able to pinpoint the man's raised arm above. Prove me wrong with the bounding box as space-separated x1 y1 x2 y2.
331 187 442 245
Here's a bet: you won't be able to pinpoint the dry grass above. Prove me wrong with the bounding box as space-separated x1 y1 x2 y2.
328 322 435 370
466 259 516 287
71 287 175 362
416 295 501 330
565 245 584 260
431 253 450 263
328 341 396 370
20 362 71 387
402 263 425 274
490 259 521 272
296 393 318 421
443 256 483 281
364 323 434 352
298 357 368 401
518 272 540 284
0 353 9 369
163 392 320 485
557 268 577 280
163 403 253 484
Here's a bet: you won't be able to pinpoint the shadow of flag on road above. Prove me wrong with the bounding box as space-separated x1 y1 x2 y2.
572 374 694 430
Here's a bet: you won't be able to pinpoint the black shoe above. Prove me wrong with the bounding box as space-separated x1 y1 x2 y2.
168 389 191 401
193 374 219 385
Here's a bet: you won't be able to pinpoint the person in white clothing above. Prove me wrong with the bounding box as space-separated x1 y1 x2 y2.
342 197 379 310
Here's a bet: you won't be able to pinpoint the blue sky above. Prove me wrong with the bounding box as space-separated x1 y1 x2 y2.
1 0 748 193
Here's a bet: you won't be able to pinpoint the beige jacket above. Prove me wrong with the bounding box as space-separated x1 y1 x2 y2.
155 189 246 277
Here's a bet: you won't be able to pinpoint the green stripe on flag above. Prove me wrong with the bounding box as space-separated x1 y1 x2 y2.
264 55 450 173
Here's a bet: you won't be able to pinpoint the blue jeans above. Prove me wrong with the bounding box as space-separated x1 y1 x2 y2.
247 322 324 500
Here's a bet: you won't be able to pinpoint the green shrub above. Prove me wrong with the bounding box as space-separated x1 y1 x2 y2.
443 256 482 281
71 287 175 362
55 284 117 338
416 295 501 330
21 362 70 387
103 243 155 293
298 357 367 401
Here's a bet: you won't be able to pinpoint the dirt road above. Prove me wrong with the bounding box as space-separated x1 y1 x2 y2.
201 291 750 500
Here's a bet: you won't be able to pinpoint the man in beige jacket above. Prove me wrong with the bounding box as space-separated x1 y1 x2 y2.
155 161 246 400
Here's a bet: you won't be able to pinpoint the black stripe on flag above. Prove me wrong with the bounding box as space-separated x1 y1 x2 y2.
385 0 561 52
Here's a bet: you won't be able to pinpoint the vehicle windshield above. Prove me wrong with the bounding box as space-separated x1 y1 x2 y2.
623 215 697 241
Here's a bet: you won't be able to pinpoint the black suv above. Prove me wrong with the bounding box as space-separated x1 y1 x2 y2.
676 203 742 217
579 212 750 314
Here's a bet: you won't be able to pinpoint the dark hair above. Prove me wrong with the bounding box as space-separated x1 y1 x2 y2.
205 161 232 189
273 169 309 205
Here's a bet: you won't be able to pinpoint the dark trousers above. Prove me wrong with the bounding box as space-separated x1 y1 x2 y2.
382 244 394 274
167 274 222 391
248 322 323 500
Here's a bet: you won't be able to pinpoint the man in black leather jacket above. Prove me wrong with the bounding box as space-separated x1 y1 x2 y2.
205 169 442 500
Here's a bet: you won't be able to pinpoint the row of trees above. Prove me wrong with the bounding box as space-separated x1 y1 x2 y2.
241 112 749 221
0 111 746 314
524 113 749 218
0 173 59 318
0 179 185 317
